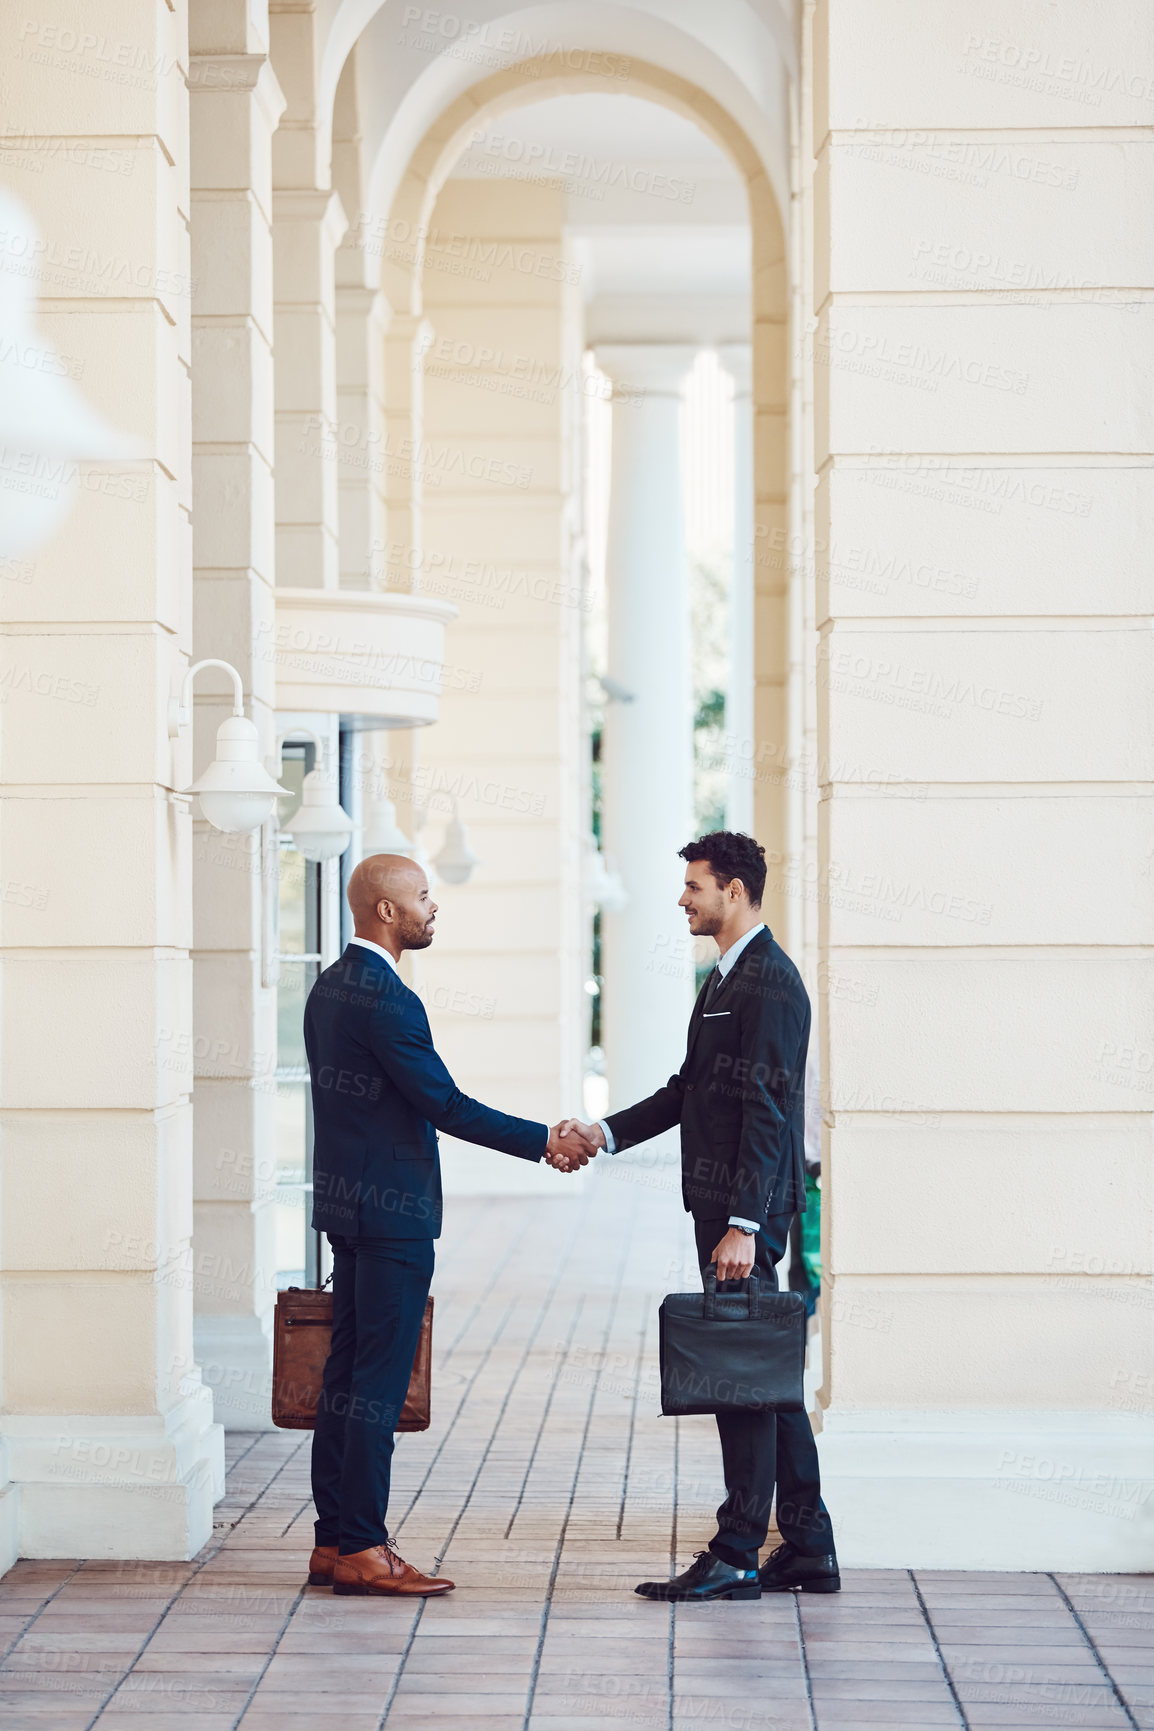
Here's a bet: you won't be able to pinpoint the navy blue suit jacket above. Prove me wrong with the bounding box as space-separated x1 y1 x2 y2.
304 943 547 1240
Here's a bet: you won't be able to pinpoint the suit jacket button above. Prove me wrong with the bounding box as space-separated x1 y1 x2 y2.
686 1082 695 1091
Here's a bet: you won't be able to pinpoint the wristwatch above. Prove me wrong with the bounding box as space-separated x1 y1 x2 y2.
732 1224 756 1236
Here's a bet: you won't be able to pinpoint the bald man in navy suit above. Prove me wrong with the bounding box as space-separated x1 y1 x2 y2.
303 854 585 1598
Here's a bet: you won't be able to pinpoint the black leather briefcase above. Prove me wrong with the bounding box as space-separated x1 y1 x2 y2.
659 1268 806 1416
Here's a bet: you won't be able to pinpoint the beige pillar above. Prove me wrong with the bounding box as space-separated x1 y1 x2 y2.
718 344 755 839
0 6 222 1557
750 210 791 939
273 188 347 590
270 1 346 591
378 314 431 593
811 0 1154 1569
331 45 389 593
418 180 586 1190
597 343 697 1110
335 286 389 590
189 9 286 1429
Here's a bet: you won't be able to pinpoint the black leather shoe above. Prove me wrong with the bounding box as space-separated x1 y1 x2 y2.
636 1550 760 1602
758 1541 840 1593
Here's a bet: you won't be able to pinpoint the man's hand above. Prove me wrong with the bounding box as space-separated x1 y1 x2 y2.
561 1119 606 1154
545 1119 600 1172
711 1227 756 1282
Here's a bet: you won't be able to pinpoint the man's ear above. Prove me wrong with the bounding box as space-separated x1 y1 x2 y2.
376 898 392 925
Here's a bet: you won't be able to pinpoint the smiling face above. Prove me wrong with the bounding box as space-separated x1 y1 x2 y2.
678 858 730 937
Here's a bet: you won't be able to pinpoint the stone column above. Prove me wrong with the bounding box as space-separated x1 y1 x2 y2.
596 344 697 1109
188 15 286 1430
417 182 585 1193
273 188 347 590
336 285 389 590
811 0 1154 1569
268 3 345 591
0 6 222 1557
377 314 432 593
718 344 755 837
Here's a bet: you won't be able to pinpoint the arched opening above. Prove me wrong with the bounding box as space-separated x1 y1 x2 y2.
347 61 794 1206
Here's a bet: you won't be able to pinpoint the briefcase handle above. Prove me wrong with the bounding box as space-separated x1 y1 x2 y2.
703 1264 761 1319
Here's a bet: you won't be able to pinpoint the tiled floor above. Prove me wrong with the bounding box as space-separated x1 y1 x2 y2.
2 1164 1151 1729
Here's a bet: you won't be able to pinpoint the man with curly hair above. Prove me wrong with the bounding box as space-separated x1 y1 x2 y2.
565 831 838 1601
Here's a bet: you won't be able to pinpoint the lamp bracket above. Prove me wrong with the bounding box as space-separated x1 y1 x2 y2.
169 659 247 739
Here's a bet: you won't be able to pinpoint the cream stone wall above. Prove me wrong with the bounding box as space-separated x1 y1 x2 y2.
417 179 587 1191
811 0 1154 1568
1 0 1148 1572
188 5 286 1432
0 3 223 1562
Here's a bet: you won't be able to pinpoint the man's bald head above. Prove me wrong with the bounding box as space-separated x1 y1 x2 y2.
347 853 437 956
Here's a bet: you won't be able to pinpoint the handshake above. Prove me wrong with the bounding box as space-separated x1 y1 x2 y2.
543 1118 605 1174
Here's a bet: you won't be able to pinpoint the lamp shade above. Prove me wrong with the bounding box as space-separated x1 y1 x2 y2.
588 843 628 913
432 806 479 886
361 795 413 856
0 190 138 558
188 715 289 835
283 767 354 863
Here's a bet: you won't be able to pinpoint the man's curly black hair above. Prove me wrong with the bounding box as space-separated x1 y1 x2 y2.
678 831 767 909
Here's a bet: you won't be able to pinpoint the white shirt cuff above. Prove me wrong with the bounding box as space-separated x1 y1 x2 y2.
728 1216 760 1233
598 1119 616 1155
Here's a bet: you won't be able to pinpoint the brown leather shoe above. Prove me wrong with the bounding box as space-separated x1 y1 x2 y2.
332 1541 454 1597
307 1544 338 1586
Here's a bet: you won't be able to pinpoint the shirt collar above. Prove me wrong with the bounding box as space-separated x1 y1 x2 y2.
348 935 399 974
717 922 766 978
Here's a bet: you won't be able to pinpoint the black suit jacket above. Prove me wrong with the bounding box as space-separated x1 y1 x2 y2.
605 926 810 1222
304 943 547 1240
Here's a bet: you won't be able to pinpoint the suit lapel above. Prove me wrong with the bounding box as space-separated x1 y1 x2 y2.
685 928 774 1067
684 972 713 1065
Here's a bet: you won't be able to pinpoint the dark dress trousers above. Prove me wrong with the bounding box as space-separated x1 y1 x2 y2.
606 925 833 1569
304 943 546 1554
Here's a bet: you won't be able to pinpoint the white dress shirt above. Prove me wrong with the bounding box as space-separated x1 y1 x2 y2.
349 935 399 972
599 922 768 1234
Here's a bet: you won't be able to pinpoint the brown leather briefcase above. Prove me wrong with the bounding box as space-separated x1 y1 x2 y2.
271 1285 433 1432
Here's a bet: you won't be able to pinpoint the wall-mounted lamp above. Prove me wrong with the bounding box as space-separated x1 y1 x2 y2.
169 660 289 834
276 729 354 863
432 801 479 886
589 839 628 913
362 794 414 857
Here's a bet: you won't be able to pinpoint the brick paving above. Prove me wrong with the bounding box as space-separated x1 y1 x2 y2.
1 1167 1151 1729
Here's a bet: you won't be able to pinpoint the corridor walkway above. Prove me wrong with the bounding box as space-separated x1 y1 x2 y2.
1 1163 1150 1730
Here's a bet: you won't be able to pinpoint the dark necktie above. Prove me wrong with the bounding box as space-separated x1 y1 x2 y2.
704 965 725 1009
